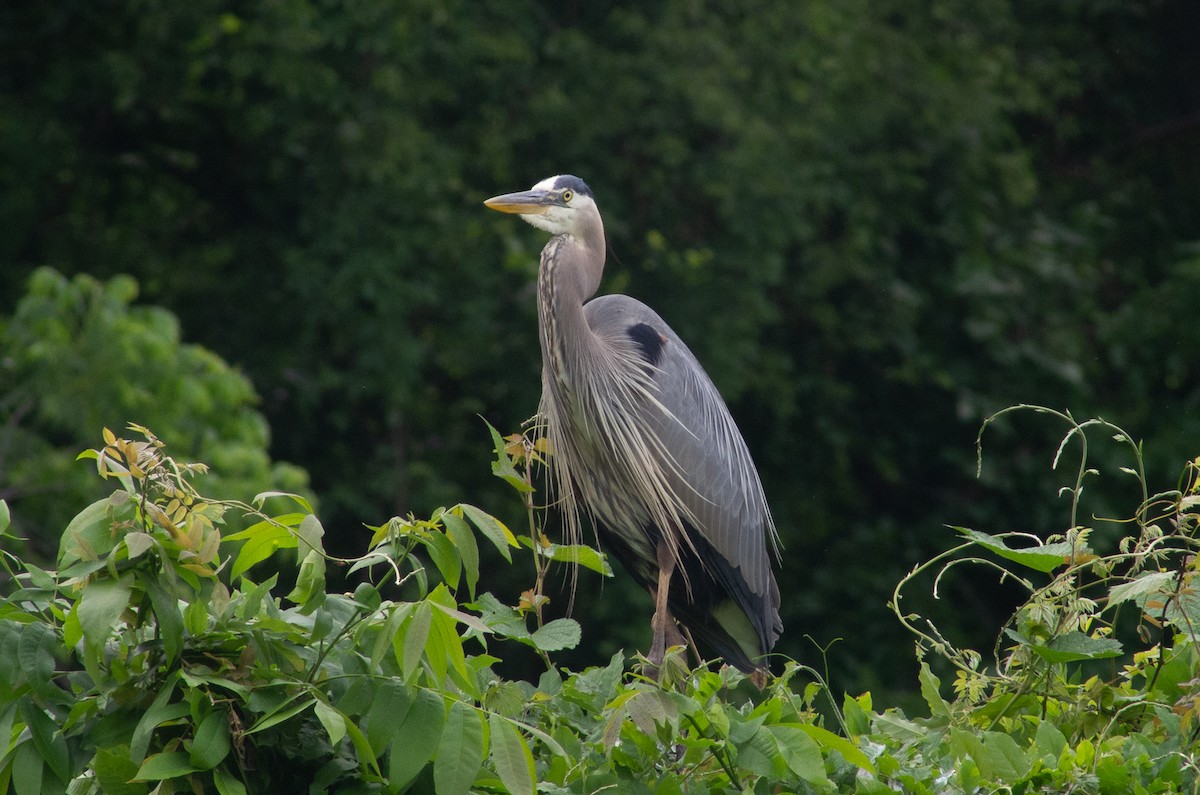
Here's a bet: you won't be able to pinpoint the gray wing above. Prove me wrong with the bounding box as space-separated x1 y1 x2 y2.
585 295 782 649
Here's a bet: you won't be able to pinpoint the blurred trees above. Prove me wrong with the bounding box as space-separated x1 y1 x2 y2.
0 269 310 559
2 0 1197 693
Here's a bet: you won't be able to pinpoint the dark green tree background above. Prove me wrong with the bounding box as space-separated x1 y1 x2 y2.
3 0 1198 694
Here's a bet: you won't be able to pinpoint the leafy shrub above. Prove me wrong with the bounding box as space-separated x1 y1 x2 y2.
0 269 310 559
0 412 1196 793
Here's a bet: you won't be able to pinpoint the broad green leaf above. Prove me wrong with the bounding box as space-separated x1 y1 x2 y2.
190 709 232 770
529 618 581 651
134 752 199 781
769 725 827 785
954 527 1080 573
284 549 327 611
131 677 183 762
12 741 43 795
919 662 949 717
58 496 119 568
16 621 56 688
842 693 871 736
388 689 445 790
124 531 155 559
403 602 433 680
425 530 461 592
489 713 535 795
458 504 518 562
793 723 876 773
245 697 316 735
1034 720 1067 763
230 523 296 580
433 701 485 795
342 715 380 779
980 731 1030 780
430 601 493 635
212 766 249 795
21 701 70 784
1108 571 1176 606
252 491 314 514
90 745 144 795
0 499 9 534
77 577 132 648
1006 629 1123 663
295 513 325 551
314 700 347 747
367 680 412 754
533 542 613 576
138 573 184 665
737 724 791 781
430 608 471 691
443 513 480 599
485 420 534 494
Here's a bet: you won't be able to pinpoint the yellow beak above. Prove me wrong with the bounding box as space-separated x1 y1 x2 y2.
483 189 555 215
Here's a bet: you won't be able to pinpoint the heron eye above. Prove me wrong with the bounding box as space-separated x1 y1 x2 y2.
562 189 574 203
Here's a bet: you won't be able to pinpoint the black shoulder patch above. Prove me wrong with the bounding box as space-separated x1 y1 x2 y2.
627 323 667 366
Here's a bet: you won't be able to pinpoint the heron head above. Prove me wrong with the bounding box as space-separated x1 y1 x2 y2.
484 175 596 236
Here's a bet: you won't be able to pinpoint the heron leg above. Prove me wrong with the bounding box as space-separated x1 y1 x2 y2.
648 540 687 668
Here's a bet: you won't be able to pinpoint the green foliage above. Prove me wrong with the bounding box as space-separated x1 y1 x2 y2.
0 269 310 557
2 0 1197 694
1 420 1197 792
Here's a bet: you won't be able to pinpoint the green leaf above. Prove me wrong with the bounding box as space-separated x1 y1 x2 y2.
314 700 347 747
458 504 518 562
284 549 327 611
367 680 412 754
138 573 184 665
980 731 1030 780
533 542 613 576
58 496 118 568
245 697 316 735
0 499 11 534
1006 629 1123 663
425 530 461 592
489 713 535 795
77 577 132 648
124 531 155 559
737 724 791 781
12 741 43 795
954 527 1080 573
212 766 249 795
252 491 314 514
919 662 949 717
190 709 232 770
529 618 581 651
793 723 876 773
1108 571 1176 605
430 607 471 690
443 513 480 599
134 752 199 781
90 745 145 795
230 523 297 580
484 420 534 494
403 602 433 680
1033 720 1067 763
433 701 485 795
16 621 57 689
769 725 827 785
21 701 71 784
387 689 446 790
131 677 183 762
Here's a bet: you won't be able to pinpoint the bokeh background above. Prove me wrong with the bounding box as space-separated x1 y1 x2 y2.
3 0 1199 700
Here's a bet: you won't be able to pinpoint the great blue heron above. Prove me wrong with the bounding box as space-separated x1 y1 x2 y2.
485 175 782 679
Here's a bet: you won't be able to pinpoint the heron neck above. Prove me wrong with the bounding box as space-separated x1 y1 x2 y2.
538 232 605 386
